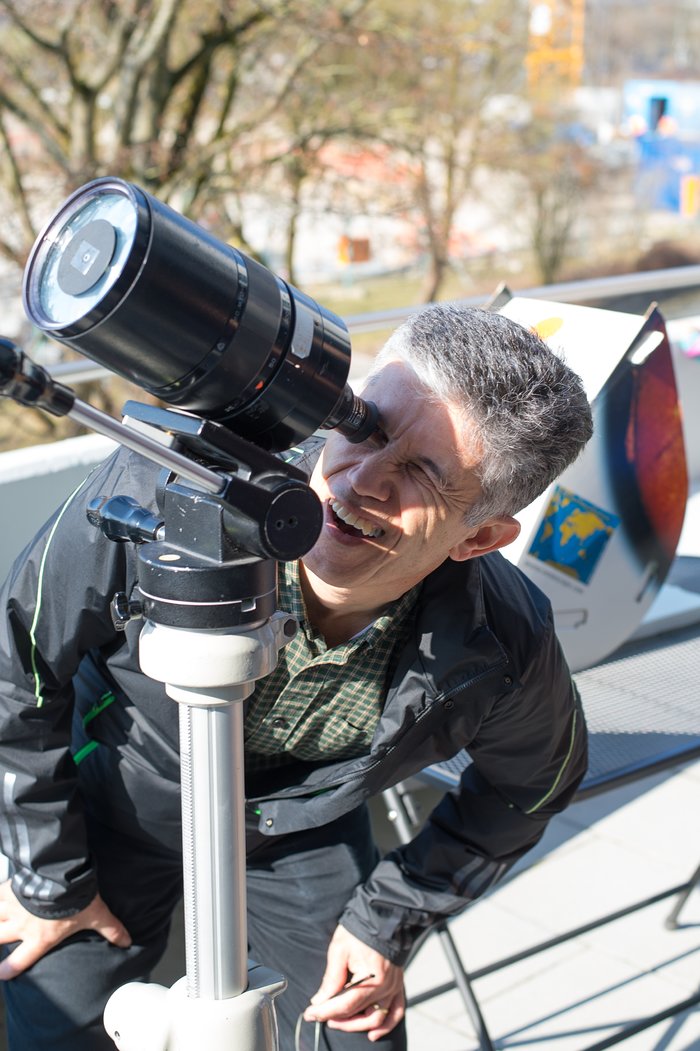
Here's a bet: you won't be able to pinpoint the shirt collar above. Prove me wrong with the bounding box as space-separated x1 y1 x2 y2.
279 560 420 652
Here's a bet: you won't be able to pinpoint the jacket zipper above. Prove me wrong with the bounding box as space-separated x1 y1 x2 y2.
436 658 511 704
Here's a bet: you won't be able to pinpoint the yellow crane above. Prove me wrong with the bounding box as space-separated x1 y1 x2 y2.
526 0 586 94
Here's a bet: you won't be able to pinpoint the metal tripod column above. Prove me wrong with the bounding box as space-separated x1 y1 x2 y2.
179 699 248 999
137 609 297 1005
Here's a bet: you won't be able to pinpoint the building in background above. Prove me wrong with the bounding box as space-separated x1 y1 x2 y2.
623 78 700 215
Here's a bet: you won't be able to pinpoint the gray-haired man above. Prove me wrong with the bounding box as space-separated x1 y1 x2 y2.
0 304 593 1050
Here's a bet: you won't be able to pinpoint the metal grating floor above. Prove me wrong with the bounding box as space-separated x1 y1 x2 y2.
574 622 700 785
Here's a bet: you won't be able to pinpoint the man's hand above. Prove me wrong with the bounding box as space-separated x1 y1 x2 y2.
0 879 131 979
304 924 404 1042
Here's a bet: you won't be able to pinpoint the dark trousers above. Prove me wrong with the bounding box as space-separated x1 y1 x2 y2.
1 805 407 1051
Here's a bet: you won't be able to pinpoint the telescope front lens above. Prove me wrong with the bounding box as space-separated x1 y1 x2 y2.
25 186 139 329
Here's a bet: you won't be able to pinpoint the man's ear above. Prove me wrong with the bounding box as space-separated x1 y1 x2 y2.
448 517 521 562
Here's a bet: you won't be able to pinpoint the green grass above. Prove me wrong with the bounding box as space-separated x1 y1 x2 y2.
304 264 512 366
305 266 500 322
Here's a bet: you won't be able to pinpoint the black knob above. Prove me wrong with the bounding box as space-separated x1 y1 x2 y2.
111 591 143 631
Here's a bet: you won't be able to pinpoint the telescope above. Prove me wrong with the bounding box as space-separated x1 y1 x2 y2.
21 176 378 451
2 178 382 1051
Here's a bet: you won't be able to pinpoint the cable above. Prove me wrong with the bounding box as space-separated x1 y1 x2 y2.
294 1012 323 1051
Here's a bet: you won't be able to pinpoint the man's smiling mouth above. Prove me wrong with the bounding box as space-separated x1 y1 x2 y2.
330 500 385 539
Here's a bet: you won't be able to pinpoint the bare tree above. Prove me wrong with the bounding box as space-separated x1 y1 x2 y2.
0 0 374 272
218 0 389 286
346 0 530 301
494 108 614 285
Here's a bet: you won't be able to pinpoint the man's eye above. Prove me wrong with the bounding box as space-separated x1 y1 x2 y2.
408 462 431 482
408 462 446 492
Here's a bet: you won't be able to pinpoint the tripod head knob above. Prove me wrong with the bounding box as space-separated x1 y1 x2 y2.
111 591 144 632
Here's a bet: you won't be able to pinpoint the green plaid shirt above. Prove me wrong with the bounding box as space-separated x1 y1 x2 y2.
244 561 420 770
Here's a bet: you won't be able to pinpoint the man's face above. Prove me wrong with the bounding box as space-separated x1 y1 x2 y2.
303 359 502 602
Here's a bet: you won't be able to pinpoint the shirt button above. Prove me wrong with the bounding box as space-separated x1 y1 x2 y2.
271 716 288 729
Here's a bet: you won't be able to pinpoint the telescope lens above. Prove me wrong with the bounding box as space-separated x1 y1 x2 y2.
23 177 376 452
26 186 139 328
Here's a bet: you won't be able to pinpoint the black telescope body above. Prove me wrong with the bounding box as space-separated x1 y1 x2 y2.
22 177 375 452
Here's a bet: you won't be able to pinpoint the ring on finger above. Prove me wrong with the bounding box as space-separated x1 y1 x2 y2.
372 1003 389 1015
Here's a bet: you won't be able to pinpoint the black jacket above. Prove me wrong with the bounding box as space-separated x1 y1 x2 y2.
0 446 587 965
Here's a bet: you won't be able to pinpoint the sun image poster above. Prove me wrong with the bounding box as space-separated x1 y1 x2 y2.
495 295 688 672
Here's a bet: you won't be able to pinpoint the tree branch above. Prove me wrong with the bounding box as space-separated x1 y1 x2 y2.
0 112 36 246
0 0 68 55
1 48 70 143
0 87 72 172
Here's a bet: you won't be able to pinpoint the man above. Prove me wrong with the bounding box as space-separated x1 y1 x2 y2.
0 303 593 1050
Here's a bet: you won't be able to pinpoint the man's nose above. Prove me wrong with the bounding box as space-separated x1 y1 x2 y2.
346 452 391 502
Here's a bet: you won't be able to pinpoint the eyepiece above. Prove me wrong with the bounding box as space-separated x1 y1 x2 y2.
324 387 381 444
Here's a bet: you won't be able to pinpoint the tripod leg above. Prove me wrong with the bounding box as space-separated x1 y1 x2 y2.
383 785 494 1047
665 860 700 930
383 784 422 844
437 923 495 1051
